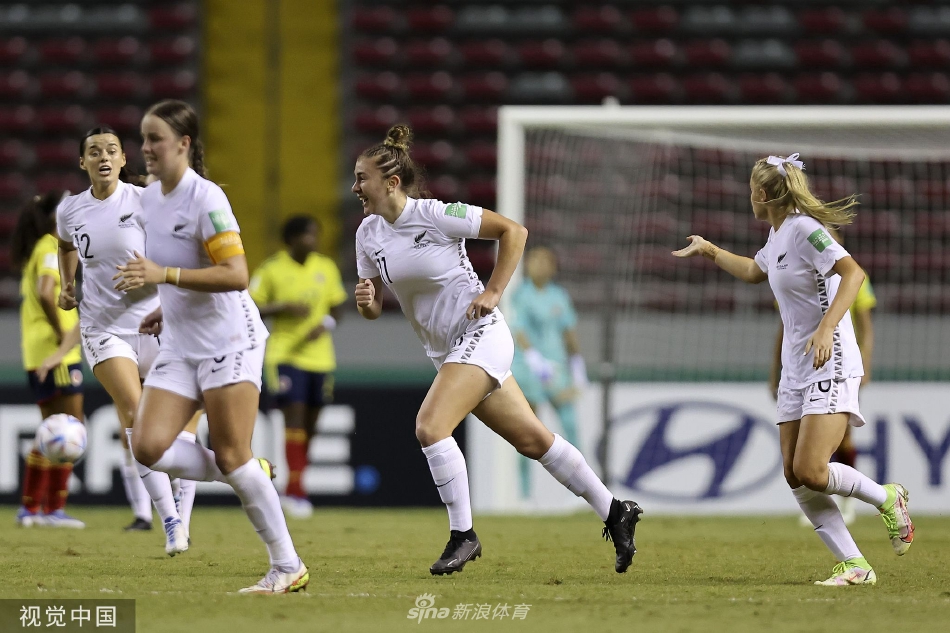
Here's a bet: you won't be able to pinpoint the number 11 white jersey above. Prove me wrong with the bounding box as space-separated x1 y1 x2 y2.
56 181 160 336
355 197 499 358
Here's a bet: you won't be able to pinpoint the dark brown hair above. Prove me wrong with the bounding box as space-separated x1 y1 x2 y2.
360 124 430 198
79 126 146 186
145 99 207 178
11 191 62 271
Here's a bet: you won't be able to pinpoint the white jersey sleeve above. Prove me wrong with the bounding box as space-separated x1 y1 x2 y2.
418 200 483 240
196 185 240 241
355 228 380 279
754 232 772 273
55 198 72 243
796 217 849 275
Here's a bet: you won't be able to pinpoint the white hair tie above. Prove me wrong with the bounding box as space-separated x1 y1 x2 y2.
766 152 804 177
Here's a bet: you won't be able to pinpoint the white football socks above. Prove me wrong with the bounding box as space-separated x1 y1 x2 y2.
227 458 299 572
172 431 198 534
824 462 888 508
127 429 179 522
121 447 152 522
793 485 862 562
539 434 613 521
422 437 473 532
151 435 226 483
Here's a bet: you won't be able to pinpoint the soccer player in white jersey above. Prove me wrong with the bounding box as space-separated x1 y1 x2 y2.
672 153 914 586
55 126 195 554
113 100 308 594
353 125 642 575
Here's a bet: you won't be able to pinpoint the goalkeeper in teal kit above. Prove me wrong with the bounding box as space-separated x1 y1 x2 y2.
510 247 588 498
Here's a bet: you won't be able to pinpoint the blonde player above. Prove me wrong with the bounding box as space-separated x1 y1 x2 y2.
55 126 196 552
115 100 307 593
12 192 84 529
354 125 642 576
673 153 913 586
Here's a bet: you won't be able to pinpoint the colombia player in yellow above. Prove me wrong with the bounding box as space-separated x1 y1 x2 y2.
12 192 84 528
250 216 347 518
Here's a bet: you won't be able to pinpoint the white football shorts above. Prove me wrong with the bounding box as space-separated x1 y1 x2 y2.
81 329 160 380
144 343 265 402
432 313 514 391
777 376 866 427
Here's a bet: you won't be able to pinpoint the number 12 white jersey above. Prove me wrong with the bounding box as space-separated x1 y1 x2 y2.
56 181 160 336
356 197 500 358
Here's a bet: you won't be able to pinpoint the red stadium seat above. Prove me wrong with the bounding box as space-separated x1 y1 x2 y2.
150 37 197 65
35 141 78 167
428 175 461 201
863 8 908 34
460 40 511 68
405 72 455 101
570 73 623 103
904 73 950 103
459 73 508 102
853 73 902 103
351 6 399 33
908 40 950 68
739 73 790 103
404 38 454 68
458 107 497 135
353 106 399 135
464 141 496 170
850 41 906 69
915 211 950 238
94 106 145 134
0 140 29 169
0 173 28 200
352 38 399 67
793 72 846 103
412 141 455 170
794 40 847 68
799 8 848 34
0 212 18 236
33 172 87 196
96 73 144 100
38 37 87 65
406 6 454 33
690 211 737 241
150 71 197 98
684 39 732 68
92 37 143 66
0 37 30 65
466 241 496 276
39 72 89 99
637 213 679 243
629 39 679 68
406 105 455 134
573 6 626 33
0 106 36 133
682 73 735 103
572 40 625 68
630 6 679 34
517 40 566 69
849 211 901 239
628 74 680 104
37 106 88 134
355 72 402 101
466 177 496 206
149 4 198 30
0 71 32 100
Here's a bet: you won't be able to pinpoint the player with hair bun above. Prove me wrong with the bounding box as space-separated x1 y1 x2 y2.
673 153 914 586
354 124 642 576
115 100 308 593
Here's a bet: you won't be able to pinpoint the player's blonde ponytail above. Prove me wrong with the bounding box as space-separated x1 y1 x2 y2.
751 155 858 228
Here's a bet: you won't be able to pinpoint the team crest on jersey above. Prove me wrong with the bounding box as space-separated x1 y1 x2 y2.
776 251 789 270
118 212 135 228
444 203 467 219
413 230 431 249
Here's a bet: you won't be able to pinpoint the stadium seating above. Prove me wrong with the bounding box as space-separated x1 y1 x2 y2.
0 1 200 304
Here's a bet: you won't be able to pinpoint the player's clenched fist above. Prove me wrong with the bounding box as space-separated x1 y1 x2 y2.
355 279 375 308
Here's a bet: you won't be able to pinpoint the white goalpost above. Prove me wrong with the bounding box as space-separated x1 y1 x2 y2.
469 105 950 515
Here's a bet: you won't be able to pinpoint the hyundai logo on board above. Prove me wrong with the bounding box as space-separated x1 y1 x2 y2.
610 401 783 501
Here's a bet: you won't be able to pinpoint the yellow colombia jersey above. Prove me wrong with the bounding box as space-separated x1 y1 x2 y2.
851 277 876 315
20 234 80 370
249 250 348 373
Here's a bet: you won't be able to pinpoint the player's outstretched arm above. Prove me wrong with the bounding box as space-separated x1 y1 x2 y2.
356 276 383 320
672 235 767 284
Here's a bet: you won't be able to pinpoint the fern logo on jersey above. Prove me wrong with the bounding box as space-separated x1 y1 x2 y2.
611 401 782 502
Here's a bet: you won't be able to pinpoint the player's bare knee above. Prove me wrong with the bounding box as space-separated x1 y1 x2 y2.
792 461 827 491
131 441 160 468
783 465 802 488
214 447 250 475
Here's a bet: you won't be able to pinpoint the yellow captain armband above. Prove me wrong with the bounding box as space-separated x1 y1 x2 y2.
204 231 245 264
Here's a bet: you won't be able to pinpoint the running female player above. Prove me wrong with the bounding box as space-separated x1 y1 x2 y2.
12 192 84 529
56 126 195 552
114 100 307 593
250 216 347 519
354 125 641 576
672 153 914 586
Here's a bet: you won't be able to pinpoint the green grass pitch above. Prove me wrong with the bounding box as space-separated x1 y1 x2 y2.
2 507 948 633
